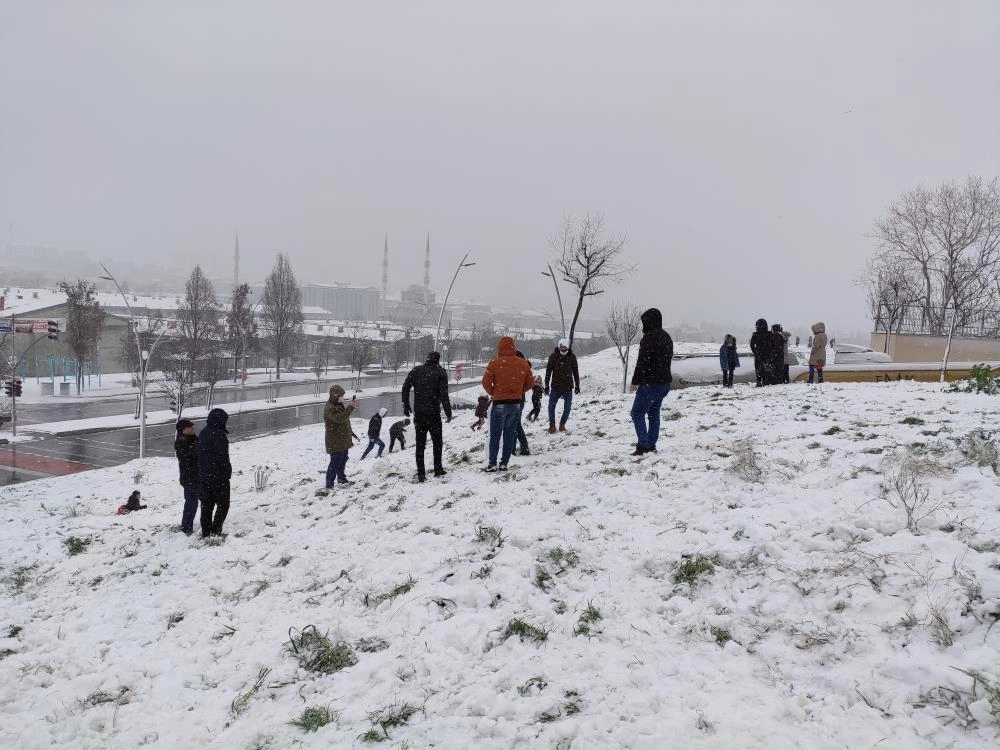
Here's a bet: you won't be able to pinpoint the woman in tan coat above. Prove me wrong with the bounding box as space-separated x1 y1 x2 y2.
808 323 828 384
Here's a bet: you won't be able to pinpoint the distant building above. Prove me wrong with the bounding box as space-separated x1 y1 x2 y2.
299 284 381 321
401 284 436 306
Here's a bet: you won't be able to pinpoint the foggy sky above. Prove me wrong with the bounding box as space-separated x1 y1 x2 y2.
2 0 998 334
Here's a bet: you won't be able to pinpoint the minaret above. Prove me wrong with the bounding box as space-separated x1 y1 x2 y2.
423 233 431 304
233 232 240 289
381 234 389 306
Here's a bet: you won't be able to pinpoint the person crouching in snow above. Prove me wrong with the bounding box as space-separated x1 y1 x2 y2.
527 376 543 421
471 395 490 430
388 418 409 452
117 490 148 514
719 334 739 388
362 407 387 459
324 385 357 488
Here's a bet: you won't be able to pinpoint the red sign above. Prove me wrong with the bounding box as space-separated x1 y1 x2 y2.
455 363 463 381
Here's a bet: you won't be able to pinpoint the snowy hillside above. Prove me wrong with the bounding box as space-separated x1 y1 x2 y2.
2 349 999 749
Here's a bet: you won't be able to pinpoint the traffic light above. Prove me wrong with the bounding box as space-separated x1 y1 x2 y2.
12 379 22 398
47 320 59 341
2 381 10 397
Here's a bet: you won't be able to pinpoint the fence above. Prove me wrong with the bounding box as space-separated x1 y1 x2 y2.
877 304 1000 339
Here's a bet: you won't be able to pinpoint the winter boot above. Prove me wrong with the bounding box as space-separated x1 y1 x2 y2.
559 422 567 432
630 446 647 456
433 467 447 478
547 423 557 434
417 473 426 483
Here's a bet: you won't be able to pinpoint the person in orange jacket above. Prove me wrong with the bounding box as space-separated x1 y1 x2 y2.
481 336 534 471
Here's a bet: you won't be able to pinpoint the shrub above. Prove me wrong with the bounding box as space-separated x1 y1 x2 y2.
289 705 338 732
287 626 357 674
501 618 549 644
672 555 715 586
948 363 1000 394
64 537 90 556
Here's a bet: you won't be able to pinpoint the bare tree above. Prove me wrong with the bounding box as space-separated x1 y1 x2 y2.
310 335 333 395
226 282 258 382
383 337 407 386
551 213 634 347
873 177 1000 379
59 280 105 394
347 320 373 391
862 256 920 353
261 253 304 379
605 302 643 393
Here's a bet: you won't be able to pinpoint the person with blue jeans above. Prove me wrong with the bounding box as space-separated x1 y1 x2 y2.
481 336 535 471
629 308 674 456
361 407 388 459
545 338 580 433
323 385 357 488
173 419 199 535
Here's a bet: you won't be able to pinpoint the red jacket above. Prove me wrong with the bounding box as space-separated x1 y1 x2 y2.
482 337 534 402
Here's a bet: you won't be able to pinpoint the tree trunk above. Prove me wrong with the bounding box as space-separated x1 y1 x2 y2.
568 288 586 349
939 316 957 383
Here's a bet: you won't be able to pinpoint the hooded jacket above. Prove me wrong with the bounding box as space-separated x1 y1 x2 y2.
782 331 796 365
631 309 673 386
475 395 491 419
367 407 387 439
324 384 357 453
482 336 534 402
173 427 199 487
809 322 828 366
749 318 775 364
545 342 580 391
719 335 740 371
389 419 409 439
198 408 232 488
401 352 453 420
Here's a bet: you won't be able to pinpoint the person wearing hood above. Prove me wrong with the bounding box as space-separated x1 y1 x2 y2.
388 418 410 452
527 375 544 421
361 407 388 459
173 418 199 535
719 335 739 388
481 336 534 471
749 318 775 387
402 351 453 482
808 322 828 384
513 350 532 456
629 308 673 456
544 338 580 433
324 385 357 487
770 324 786 385
198 408 232 538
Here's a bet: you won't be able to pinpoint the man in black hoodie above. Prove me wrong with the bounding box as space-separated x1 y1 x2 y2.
401 351 453 482
198 408 232 538
629 308 673 456
749 318 773 387
173 419 199 535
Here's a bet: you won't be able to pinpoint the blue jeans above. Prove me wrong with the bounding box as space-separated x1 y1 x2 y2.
326 451 349 487
181 484 200 532
631 384 671 449
361 437 384 458
489 402 521 467
808 364 824 383
547 388 573 425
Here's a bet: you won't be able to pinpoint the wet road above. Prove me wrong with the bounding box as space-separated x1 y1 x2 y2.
15 366 485 424
0 383 476 487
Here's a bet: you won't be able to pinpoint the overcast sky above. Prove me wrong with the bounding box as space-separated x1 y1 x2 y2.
1 0 998 333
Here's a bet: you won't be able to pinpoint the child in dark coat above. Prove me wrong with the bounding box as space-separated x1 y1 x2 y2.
719 335 740 388
471 395 490 431
388 418 410 452
527 376 543 421
117 490 148 515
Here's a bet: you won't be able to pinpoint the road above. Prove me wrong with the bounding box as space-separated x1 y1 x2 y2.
0 383 476 487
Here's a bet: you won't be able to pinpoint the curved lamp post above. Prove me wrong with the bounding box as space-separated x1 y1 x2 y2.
433 251 475 352
100 264 166 458
541 263 566 339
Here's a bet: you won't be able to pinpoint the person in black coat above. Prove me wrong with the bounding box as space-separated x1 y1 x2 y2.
173 419 199 535
770 323 786 386
629 308 673 456
513 351 531 456
401 352 453 481
749 318 774 387
198 408 232 538
361 407 388 459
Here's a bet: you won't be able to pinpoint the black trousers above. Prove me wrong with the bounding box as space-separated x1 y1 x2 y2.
200 483 230 536
527 401 542 421
722 368 735 388
414 413 443 476
388 434 405 452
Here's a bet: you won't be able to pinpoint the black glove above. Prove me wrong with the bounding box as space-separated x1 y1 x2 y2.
574 387 580 395
544 387 550 396
403 404 411 418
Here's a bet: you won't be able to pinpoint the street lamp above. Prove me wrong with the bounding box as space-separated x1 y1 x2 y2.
541 263 566 339
434 252 475 352
100 264 165 459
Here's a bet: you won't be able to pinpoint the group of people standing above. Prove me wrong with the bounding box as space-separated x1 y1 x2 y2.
725 320 829 387
172 408 233 538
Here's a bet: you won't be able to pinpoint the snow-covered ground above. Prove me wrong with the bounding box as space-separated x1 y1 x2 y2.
1 349 999 749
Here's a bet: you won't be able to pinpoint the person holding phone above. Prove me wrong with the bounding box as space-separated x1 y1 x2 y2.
324 385 358 488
